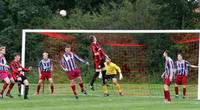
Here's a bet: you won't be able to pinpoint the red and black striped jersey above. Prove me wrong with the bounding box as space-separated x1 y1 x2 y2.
10 60 30 80
89 42 105 64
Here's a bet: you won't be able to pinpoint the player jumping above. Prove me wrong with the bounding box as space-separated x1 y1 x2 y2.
0 46 15 99
89 35 109 91
9 53 32 99
161 50 174 104
103 57 123 96
36 52 54 96
60 44 89 99
174 53 198 99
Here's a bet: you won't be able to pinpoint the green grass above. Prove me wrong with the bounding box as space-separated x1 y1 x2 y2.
0 84 200 110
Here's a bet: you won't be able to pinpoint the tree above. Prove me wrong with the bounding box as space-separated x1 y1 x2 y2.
153 0 200 29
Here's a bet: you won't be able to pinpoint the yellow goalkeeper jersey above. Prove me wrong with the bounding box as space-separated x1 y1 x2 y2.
104 62 121 75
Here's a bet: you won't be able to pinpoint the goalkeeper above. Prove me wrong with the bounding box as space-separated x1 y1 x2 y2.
103 57 123 96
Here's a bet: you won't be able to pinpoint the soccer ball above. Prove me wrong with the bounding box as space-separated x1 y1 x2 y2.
59 10 67 17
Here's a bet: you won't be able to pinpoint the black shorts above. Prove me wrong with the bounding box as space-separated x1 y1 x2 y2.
18 76 28 84
94 60 105 70
105 74 117 81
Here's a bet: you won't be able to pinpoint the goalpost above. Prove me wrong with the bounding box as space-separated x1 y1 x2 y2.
21 29 200 100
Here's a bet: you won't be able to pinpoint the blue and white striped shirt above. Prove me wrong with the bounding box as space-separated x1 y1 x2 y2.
39 58 53 72
0 55 9 71
164 57 174 79
60 52 86 71
175 60 191 76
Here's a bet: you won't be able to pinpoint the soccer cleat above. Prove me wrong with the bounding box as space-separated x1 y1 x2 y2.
89 85 95 91
81 90 87 95
51 93 54 96
164 100 171 104
18 94 21 97
36 93 39 96
183 96 186 99
75 95 79 99
119 92 124 96
6 94 14 98
104 93 109 97
175 95 179 98
24 95 29 100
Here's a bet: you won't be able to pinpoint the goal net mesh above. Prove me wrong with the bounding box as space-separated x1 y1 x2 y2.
24 32 199 99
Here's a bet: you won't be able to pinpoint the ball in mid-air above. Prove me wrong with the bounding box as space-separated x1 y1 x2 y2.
59 10 67 17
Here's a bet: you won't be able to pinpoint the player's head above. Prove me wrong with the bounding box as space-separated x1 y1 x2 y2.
43 52 48 60
0 46 6 55
177 53 183 61
106 57 111 64
65 44 71 52
163 50 169 57
14 53 21 61
89 35 97 43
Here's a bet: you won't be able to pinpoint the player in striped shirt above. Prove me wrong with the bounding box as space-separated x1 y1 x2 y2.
89 35 109 91
161 50 174 103
36 52 54 96
174 53 198 99
60 44 89 99
9 53 32 99
0 46 15 99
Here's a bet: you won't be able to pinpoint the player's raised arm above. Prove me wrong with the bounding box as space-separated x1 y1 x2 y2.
190 64 198 68
184 60 198 69
74 54 89 65
21 66 31 72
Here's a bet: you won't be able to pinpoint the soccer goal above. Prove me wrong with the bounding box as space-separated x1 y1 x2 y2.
21 29 200 100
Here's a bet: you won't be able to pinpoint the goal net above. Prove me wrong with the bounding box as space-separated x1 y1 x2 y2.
21 30 200 100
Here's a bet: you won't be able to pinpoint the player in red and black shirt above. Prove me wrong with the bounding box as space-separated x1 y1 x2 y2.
10 53 32 99
89 35 109 91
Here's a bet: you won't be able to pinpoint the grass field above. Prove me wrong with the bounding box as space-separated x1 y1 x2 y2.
0 83 200 110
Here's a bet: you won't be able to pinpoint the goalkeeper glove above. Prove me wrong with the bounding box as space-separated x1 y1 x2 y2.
119 73 123 80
